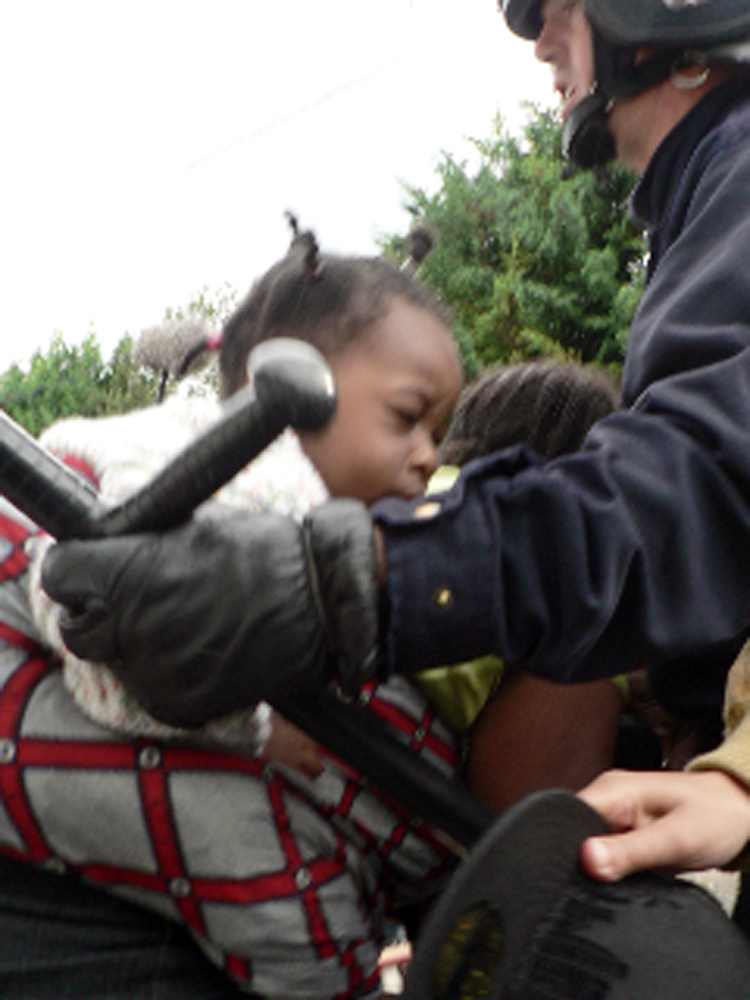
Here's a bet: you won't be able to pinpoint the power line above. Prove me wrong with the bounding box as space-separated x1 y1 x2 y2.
184 60 396 172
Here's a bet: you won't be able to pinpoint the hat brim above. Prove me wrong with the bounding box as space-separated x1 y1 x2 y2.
403 788 750 999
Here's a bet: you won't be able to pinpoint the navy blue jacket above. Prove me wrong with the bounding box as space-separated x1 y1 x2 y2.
374 80 750 731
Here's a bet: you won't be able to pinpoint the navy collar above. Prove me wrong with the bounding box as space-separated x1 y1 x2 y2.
630 77 750 233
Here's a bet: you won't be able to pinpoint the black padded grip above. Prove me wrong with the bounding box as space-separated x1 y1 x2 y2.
0 338 337 541
0 411 104 538
97 387 295 536
97 339 337 537
274 690 493 851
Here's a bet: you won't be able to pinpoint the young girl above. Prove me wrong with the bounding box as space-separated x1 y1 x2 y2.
35 218 461 766
5 217 462 1000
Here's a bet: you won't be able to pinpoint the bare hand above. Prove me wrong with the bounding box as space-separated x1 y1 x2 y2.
577 768 750 881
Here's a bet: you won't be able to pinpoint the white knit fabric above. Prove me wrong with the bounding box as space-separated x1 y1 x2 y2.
34 399 328 752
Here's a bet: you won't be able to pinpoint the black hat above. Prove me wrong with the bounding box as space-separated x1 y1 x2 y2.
403 788 750 999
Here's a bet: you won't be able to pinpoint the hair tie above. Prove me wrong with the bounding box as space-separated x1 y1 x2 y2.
400 224 435 276
174 328 223 380
284 210 324 281
301 227 323 282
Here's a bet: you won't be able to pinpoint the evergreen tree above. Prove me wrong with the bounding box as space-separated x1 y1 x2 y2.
0 285 237 436
384 107 646 379
0 333 158 437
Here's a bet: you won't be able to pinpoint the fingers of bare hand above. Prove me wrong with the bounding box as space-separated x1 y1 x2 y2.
578 768 663 832
580 812 693 882
579 770 750 881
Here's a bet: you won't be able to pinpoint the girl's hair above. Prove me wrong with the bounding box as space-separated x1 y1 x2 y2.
219 214 448 399
438 360 620 465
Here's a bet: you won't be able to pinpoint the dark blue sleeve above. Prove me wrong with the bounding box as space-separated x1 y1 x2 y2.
373 122 750 712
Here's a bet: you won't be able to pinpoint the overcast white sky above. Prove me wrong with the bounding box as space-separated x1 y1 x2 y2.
0 0 554 374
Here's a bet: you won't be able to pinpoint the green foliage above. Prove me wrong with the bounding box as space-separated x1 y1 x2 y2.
0 333 159 437
384 106 646 379
163 282 238 326
0 284 240 436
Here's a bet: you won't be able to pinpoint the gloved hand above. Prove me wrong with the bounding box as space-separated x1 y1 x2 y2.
41 500 379 728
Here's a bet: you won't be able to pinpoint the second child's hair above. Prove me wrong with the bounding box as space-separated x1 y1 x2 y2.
439 360 620 465
220 214 448 399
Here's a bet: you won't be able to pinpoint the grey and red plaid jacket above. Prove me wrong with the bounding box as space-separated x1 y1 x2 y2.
0 502 459 999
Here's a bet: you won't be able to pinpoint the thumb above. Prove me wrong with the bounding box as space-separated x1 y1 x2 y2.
580 835 630 881
580 818 684 882
41 539 100 605
42 536 138 606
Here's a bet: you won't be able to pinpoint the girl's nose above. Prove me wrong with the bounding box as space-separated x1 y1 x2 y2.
412 432 438 482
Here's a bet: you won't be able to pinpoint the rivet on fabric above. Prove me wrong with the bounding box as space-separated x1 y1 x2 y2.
0 739 16 763
170 877 192 898
138 745 162 769
295 868 313 891
413 501 441 520
432 587 453 609
42 857 67 876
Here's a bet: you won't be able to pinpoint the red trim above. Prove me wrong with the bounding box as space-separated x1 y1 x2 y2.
0 514 33 547
0 654 55 861
138 766 206 930
0 513 33 583
58 453 100 489
367 692 456 765
266 775 339 960
0 622 42 653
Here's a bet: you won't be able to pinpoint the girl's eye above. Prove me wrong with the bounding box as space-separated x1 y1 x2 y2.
394 409 421 430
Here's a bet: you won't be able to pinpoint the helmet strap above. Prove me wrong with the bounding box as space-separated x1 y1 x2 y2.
562 93 616 168
564 34 680 169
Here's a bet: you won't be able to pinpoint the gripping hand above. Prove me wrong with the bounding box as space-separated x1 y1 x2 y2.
41 500 379 728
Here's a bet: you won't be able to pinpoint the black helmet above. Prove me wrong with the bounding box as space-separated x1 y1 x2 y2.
501 0 750 167
503 0 750 46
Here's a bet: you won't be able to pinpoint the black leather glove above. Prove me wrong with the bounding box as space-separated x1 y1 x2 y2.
41 500 379 728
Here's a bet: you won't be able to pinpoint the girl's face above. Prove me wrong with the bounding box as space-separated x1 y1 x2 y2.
299 298 463 505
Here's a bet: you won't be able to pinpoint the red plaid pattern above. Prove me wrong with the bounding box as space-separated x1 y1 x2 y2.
0 508 459 999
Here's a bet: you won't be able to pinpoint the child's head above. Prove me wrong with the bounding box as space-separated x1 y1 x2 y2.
438 359 620 466
221 216 463 504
